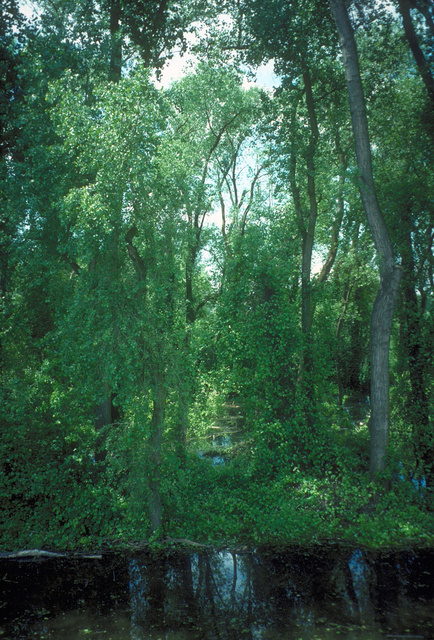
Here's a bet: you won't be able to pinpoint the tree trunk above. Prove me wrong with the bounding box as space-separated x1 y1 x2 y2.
398 0 434 110
330 0 401 478
410 0 434 39
300 68 319 341
290 69 319 430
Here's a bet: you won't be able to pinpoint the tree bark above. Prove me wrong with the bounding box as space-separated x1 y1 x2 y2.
330 0 401 478
287 69 319 430
301 68 319 340
398 0 434 110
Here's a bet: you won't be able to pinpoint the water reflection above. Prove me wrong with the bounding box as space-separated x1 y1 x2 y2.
1 546 433 639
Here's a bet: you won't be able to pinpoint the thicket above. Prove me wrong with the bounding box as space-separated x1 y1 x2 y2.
0 0 433 551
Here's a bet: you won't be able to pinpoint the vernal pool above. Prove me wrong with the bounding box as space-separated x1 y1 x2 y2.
1 546 433 639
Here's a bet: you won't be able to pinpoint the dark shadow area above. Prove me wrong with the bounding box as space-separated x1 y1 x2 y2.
0 546 433 639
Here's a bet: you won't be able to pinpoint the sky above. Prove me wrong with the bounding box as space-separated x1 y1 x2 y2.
156 52 279 91
18 1 280 91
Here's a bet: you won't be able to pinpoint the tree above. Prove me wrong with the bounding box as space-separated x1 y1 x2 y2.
228 0 354 431
330 0 401 478
2 0 433 550
49 60 269 532
396 0 434 112
367 40 434 483
271 65 351 428
163 61 266 454
0 0 25 374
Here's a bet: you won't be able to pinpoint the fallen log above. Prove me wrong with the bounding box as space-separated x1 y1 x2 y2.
0 549 102 560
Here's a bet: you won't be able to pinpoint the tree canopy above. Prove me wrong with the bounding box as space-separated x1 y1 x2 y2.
0 0 433 550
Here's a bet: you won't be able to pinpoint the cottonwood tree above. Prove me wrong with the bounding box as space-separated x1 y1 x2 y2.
396 0 434 111
236 0 404 477
51 61 267 531
330 0 401 478
50 69 180 531
164 62 266 454
367 36 434 484
267 66 352 428
228 0 354 430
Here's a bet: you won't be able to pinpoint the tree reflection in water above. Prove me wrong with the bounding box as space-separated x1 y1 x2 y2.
1 547 433 639
127 547 434 639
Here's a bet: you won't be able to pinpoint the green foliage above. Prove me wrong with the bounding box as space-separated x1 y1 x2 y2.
215 216 301 421
1 0 433 553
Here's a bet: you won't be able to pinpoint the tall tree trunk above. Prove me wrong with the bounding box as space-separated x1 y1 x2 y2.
300 68 319 341
178 219 200 461
410 0 434 39
291 68 319 430
330 0 401 478
397 0 434 110
91 217 124 460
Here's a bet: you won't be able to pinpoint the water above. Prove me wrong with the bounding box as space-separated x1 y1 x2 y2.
1 546 433 639
197 403 245 466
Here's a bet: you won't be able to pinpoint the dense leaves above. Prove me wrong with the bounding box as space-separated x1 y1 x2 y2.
0 0 432 551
